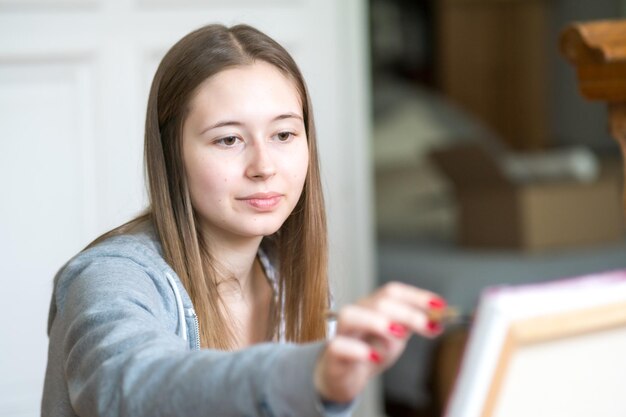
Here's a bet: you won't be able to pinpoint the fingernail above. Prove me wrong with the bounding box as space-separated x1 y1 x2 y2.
369 349 382 364
388 322 407 338
428 297 447 309
426 320 442 333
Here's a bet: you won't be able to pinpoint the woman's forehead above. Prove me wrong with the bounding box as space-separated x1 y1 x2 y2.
185 62 303 129
197 63 301 105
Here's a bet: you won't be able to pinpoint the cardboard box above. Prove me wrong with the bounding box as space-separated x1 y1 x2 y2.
430 145 625 251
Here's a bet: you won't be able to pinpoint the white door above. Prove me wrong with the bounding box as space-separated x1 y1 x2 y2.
0 1 377 416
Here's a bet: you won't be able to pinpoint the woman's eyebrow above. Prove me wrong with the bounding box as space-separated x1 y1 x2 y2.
273 112 303 122
199 112 303 135
199 120 243 135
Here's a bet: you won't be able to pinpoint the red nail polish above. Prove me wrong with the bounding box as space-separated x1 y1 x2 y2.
428 297 447 309
426 320 442 333
389 323 407 338
369 350 382 364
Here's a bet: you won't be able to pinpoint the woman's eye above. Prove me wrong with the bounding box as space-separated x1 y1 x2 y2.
216 136 240 146
275 132 293 142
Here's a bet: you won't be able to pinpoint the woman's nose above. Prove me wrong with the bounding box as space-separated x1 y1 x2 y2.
245 142 276 180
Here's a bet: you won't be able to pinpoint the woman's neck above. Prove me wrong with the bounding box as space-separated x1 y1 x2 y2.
204 232 265 302
202 232 274 347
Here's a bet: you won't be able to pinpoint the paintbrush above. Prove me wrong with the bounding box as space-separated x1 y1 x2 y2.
325 306 466 326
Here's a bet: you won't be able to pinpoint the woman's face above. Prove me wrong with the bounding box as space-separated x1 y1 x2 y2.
182 61 309 244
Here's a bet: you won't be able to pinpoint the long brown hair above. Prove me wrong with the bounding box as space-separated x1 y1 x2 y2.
89 24 329 349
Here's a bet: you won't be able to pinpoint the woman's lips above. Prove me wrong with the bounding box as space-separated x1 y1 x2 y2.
237 193 283 210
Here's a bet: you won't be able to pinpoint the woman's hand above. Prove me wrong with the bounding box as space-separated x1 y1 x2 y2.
313 281 447 404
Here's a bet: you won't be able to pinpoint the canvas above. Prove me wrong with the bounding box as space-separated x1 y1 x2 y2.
445 270 626 417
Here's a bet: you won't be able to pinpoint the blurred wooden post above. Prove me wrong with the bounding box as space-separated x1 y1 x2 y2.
438 0 550 151
560 20 626 205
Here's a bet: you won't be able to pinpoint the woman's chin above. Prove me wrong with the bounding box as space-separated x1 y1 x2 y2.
237 222 284 239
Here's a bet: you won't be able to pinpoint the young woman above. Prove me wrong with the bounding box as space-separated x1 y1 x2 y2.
42 23 446 417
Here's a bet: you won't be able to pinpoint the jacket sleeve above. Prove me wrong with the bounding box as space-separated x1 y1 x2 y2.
52 256 355 417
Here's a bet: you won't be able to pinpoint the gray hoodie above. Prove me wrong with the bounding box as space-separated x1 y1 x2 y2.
41 225 354 417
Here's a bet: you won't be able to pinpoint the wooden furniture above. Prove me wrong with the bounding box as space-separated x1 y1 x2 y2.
560 20 626 204
437 0 550 150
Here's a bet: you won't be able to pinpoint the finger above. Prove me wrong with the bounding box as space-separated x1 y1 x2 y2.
370 297 431 336
366 285 448 338
326 335 378 364
335 305 397 341
378 282 447 311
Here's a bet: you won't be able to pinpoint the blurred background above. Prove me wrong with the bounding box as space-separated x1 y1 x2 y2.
2 1 626 417
371 1 626 417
